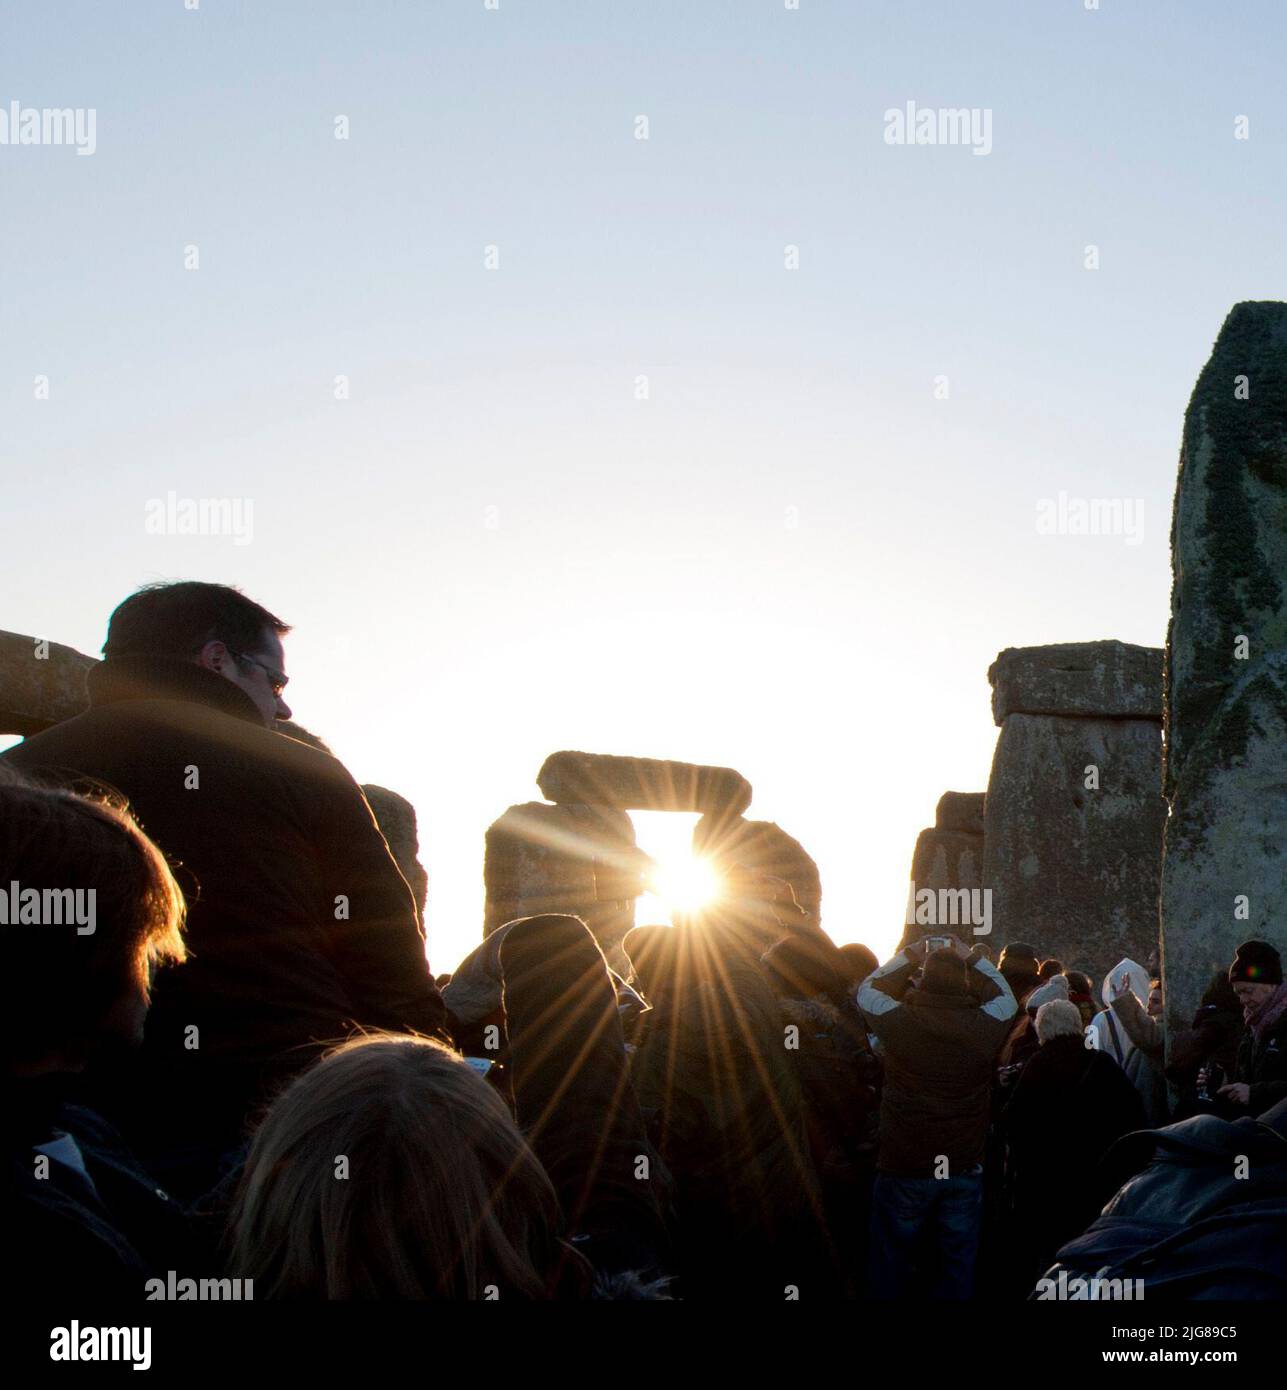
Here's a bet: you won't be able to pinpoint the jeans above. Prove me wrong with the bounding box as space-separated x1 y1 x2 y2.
867 1166 983 1300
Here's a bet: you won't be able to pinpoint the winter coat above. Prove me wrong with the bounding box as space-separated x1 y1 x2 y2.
1036 1099 1287 1299
1165 980 1243 1119
630 938 823 1295
1086 960 1168 1127
5 1076 208 1299
858 951 1016 1178
1001 1033 1147 1282
778 995 880 1179
3 656 449 1154
1233 983 1287 1114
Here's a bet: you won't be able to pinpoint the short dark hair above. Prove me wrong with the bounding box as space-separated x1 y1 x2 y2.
103 581 290 660
0 768 186 1065
922 949 969 996
837 942 879 985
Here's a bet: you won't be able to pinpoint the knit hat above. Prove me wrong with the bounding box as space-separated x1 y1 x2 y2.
1229 940 1283 987
1025 974 1070 1011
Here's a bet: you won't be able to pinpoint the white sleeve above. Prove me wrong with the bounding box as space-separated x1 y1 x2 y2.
971 955 1018 1022
857 950 912 1018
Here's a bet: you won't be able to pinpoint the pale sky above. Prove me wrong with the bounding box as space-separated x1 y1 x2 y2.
3 0 1284 970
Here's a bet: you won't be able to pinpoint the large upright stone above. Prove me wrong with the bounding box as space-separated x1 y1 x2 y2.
984 642 1165 973
1162 301 1287 1035
935 791 985 835
902 791 985 947
363 784 429 918
0 631 95 735
483 801 644 973
693 813 822 933
985 714 1165 971
538 750 752 816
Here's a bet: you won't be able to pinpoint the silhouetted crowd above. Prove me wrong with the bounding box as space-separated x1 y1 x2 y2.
5 582 1287 1301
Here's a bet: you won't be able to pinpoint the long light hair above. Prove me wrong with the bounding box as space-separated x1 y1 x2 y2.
227 1034 564 1299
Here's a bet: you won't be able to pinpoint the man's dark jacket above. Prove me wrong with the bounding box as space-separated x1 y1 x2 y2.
1234 989 1287 1114
3 657 449 1137
858 950 1017 1178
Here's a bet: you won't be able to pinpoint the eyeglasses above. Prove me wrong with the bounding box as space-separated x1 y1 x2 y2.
232 651 289 697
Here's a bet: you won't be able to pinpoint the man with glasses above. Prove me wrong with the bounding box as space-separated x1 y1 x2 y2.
3 581 450 1200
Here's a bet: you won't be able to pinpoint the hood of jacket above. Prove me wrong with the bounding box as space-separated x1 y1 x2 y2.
1102 958 1149 1010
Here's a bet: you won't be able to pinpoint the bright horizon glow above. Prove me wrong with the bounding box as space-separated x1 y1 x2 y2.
5 1 1285 979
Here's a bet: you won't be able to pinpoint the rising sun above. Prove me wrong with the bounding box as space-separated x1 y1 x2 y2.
650 853 723 913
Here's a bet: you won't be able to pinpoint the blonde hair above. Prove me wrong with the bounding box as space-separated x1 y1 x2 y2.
228 1034 564 1299
0 768 186 1063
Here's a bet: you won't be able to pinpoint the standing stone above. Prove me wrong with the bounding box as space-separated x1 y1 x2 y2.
0 631 95 735
902 791 985 947
984 642 1166 974
1162 301 1287 1037
483 801 644 974
692 813 822 934
363 784 429 918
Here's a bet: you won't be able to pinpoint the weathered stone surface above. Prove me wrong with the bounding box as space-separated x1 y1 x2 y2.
537 750 752 816
0 630 95 735
363 784 429 917
912 827 984 893
1163 301 1287 1036
989 642 1163 726
1165 301 1287 793
935 791 985 835
692 813 822 932
483 801 642 973
984 713 1165 973
901 797 985 949
1162 653 1287 1036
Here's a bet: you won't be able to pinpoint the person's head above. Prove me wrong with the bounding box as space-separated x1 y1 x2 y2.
1198 969 1239 1014
1065 970 1092 998
1025 974 1070 1015
999 944 1040 1002
0 769 186 1074
103 581 292 725
1147 979 1164 1017
1229 940 1283 1019
1038 958 1064 981
837 942 880 987
921 946 969 997
1035 999 1084 1045
760 932 848 1006
229 1034 564 1299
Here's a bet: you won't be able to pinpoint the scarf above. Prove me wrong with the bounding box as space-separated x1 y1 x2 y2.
1249 981 1287 1044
